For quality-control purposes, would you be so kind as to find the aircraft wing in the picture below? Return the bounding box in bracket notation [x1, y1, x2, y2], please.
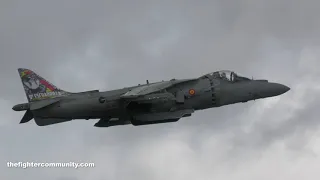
[120, 79, 196, 99]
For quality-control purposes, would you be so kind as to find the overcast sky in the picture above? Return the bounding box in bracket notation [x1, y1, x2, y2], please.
[1, 0, 320, 180]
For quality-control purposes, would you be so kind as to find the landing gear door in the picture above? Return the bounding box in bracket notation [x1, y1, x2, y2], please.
[176, 90, 184, 103]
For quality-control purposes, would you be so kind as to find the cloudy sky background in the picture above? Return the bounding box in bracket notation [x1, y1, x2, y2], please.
[1, 0, 320, 179]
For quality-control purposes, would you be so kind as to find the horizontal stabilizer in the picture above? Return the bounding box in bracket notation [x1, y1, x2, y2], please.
[34, 117, 72, 126]
[20, 110, 33, 124]
[30, 98, 60, 110]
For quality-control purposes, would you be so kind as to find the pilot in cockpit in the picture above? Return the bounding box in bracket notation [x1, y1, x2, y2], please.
[220, 72, 228, 81]
[202, 71, 250, 82]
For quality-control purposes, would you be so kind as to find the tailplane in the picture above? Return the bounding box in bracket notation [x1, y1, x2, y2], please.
[18, 68, 69, 102]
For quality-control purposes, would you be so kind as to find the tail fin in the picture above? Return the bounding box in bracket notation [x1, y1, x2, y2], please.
[18, 68, 69, 102]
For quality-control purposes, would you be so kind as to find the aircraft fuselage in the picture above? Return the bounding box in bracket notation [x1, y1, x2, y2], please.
[12, 69, 290, 127]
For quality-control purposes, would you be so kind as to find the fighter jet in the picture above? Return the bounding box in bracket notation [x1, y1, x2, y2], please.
[12, 68, 290, 127]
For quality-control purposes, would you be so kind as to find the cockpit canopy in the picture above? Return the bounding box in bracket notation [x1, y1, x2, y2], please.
[200, 70, 251, 82]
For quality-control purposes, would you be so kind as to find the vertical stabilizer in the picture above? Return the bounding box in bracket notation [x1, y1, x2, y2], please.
[18, 68, 69, 102]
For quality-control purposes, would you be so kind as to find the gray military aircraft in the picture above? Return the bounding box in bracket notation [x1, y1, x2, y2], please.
[12, 68, 290, 127]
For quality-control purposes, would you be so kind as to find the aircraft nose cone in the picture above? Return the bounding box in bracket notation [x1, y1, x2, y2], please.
[265, 83, 290, 97]
[274, 83, 290, 95]
[281, 84, 290, 94]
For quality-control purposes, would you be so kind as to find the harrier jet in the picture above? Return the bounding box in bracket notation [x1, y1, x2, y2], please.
[12, 68, 290, 127]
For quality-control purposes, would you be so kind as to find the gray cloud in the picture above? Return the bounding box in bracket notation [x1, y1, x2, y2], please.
[1, 0, 320, 179]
